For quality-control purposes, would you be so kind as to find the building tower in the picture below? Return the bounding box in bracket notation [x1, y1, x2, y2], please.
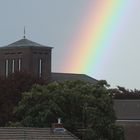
[0, 37, 52, 81]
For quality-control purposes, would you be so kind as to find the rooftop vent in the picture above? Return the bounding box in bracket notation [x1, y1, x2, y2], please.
[52, 118, 65, 133]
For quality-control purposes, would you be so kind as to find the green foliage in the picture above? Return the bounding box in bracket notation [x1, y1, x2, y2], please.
[109, 86, 140, 99]
[6, 121, 23, 127]
[0, 72, 46, 126]
[13, 80, 124, 140]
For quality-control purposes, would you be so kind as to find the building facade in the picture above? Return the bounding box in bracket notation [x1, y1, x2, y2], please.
[114, 99, 140, 140]
[0, 37, 52, 81]
[0, 36, 98, 84]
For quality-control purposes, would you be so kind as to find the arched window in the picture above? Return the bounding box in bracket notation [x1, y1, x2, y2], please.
[18, 59, 21, 71]
[5, 59, 9, 77]
[39, 59, 42, 78]
[12, 59, 15, 73]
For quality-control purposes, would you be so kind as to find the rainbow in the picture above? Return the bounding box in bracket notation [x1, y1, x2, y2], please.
[62, 0, 132, 78]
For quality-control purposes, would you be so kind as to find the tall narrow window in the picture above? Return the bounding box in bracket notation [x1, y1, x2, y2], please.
[5, 59, 9, 77]
[12, 59, 15, 73]
[39, 59, 42, 78]
[18, 59, 21, 71]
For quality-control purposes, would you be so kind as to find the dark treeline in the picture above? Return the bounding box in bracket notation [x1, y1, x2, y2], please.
[109, 86, 140, 99]
[0, 72, 139, 127]
[0, 71, 46, 126]
[0, 72, 139, 139]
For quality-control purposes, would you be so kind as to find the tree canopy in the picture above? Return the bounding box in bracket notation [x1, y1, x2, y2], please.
[0, 71, 45, 126]
[109, 86, 140, 99]
[13, 80, 124, 140]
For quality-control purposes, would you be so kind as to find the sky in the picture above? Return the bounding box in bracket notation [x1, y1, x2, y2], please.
[0, 0, 140, 89]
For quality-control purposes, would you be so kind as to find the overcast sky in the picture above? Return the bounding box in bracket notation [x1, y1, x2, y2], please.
[0, 0, 140, 89]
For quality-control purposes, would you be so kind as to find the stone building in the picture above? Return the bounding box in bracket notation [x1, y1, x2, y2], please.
[0, 36, 97, 84]
[0, 37, 52, 81]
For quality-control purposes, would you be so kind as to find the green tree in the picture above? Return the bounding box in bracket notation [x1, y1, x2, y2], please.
[109, 86, 140, 99]
[0, 71, 45, 126]
[14, 80, 124, 140]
